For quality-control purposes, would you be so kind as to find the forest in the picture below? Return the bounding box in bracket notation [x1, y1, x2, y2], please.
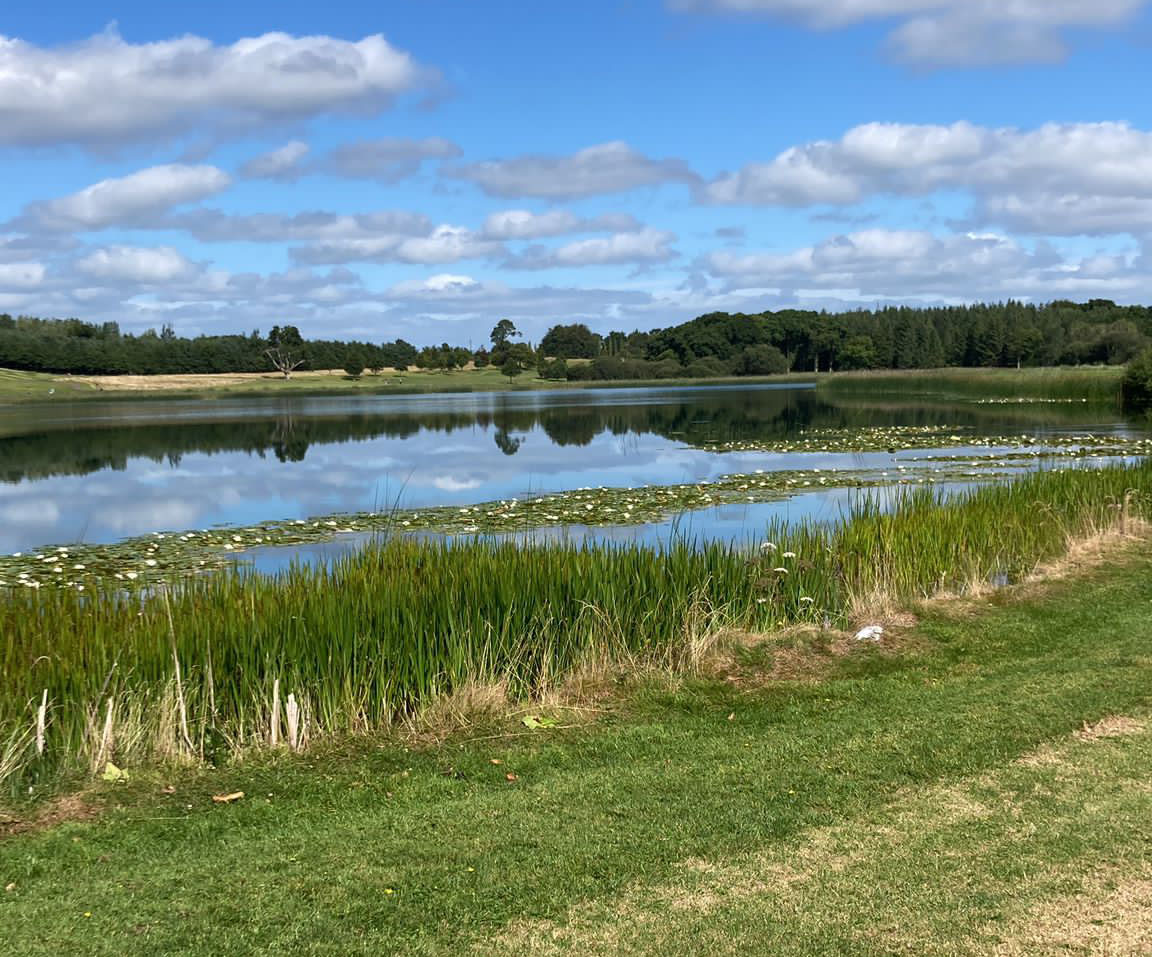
[0, 299, 1149, 381]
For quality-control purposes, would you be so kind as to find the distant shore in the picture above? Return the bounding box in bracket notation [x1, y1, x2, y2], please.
[0, 363, 1126, 406]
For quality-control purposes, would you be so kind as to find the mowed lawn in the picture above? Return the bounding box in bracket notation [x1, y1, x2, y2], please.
[2, 544, 1152, 955]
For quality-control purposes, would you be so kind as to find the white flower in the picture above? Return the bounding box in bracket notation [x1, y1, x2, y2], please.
[760, 542, 777, 552]
[144, 559, 158, 567]
[126, 571, 139, 580]
[799, 597, 814, 604]
[773, 567, 789, 574]
[782, 551, 796, 559]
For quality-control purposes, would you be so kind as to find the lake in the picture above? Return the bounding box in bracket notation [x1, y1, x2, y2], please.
[0, 383, 1146, 564]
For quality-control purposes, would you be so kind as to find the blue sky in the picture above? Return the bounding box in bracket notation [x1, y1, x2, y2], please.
[1, 0, 1151, 345]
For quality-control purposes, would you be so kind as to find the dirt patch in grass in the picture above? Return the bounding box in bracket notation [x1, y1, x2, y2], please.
[0, 792, 100, 839]
[1075, 715, 1147, 742]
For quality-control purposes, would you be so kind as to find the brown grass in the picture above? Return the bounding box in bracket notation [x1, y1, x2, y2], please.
[1075, 715, 1147, 742]
[994, 870, 1152, 956]
[0, 792, 99, 839]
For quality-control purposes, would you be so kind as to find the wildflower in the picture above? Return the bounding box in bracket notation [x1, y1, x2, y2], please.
[760, 542, 777, 552]
[782, 551, 796, 559]
[799, 597, 814, 604]
[773, 567, 789, 574]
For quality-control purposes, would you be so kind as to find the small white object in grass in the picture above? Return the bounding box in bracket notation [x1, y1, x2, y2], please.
[854, 625, 885, 642]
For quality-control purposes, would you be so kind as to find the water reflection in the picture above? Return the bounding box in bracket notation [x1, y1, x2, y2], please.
[0, 384, 1141, 555]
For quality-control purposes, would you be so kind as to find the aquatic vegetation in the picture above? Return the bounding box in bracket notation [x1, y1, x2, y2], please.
[1, 458, 1149, 787]
[0, 462, 1027, 591]
[1, 421, 1147, 593]
[699, 425, 1152, 456]
[818, 367, 1125, 404]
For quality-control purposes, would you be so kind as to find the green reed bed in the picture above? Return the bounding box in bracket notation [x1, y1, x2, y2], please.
[2, 459, 1150, 789]
[819, 366, 1125, 404]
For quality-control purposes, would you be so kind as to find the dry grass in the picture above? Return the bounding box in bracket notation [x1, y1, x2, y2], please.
[0, 792, 99, 839]
[478, 717, 1152, 957]
[1075, 715, 1147, 742]
[994, 870, 1152, 956]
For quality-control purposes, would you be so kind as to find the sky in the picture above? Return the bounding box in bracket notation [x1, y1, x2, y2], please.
[1, 0, 1151, 346]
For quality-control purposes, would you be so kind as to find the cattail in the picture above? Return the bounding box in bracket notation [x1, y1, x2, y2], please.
[35, 690, 48, 756]
[96, 698, 114, 771]
[271, 679, 281, 748]
[286, 693, 300, 752]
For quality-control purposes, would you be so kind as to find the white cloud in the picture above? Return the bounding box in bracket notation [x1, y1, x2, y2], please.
[445, 141, 699, 199]
[168, 209, 432, 243]
[19, 164, 231, 231]
[291, 225, 503, 265]
[705, 121, 1152, 235]
[239, 141, 310, 181]
[504, 228, 679, 269]
[0, 29, 430, 147]
[704, 227, 1152, 300]
[76, 246, 198, 283]
[481, 209, 641, 239]
[390, 274, 481, 296]
[672, 1, 1148, 64]
[323, 137, 461, 181]
[0, 261, 45, 288]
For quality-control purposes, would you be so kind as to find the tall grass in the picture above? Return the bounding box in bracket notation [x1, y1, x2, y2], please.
[820, 366, 1125, 404]
[2, 459, 1150, 787]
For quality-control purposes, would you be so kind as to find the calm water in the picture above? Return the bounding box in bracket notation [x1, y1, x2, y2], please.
[0, 384, 1142, 556]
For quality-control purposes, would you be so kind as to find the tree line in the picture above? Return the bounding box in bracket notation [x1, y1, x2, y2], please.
[1, 299, 1149, 381]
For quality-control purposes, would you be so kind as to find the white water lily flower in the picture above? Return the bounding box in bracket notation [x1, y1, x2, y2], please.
[126, 571, 139, 580]
[144, 559, 158, 567]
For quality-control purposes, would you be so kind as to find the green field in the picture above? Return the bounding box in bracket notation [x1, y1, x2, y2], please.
[2, 536, 1150, 955]
[0, 363, 1129, 405]
[0, 365, 816, 404]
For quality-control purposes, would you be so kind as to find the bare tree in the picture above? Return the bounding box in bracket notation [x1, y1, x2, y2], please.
[265, 347, 306, 379]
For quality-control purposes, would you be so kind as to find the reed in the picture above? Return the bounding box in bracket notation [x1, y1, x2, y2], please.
[820, 366, 1125, 404]
[2, 459, 1150, 788]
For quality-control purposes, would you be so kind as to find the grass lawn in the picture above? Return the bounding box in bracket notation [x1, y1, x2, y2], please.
[2, 540, 1152, 954]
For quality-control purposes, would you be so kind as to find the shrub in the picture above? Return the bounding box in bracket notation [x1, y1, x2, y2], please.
[1121, 348, 1152, 413]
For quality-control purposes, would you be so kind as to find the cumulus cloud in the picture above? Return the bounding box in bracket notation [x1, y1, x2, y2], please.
[704, 121, 1152, 235]
[322, 137, 461, 182]
[480, 209, 641, 239]
[389, 274, 481, 296]
[17, 164, 231, 231]
[290, 225, 504, 265]
[504, 228, 679, 269]
[444, 141, 700, 199]
[704, 227, 1152, 300]
[672, 1, 1148, 65]
[75, 245, 199, 283]
[239, 141, 310, 181]
[0, 261, 45, 288]
[0, 29, 431, 147]
[167, 208, 432, 243]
